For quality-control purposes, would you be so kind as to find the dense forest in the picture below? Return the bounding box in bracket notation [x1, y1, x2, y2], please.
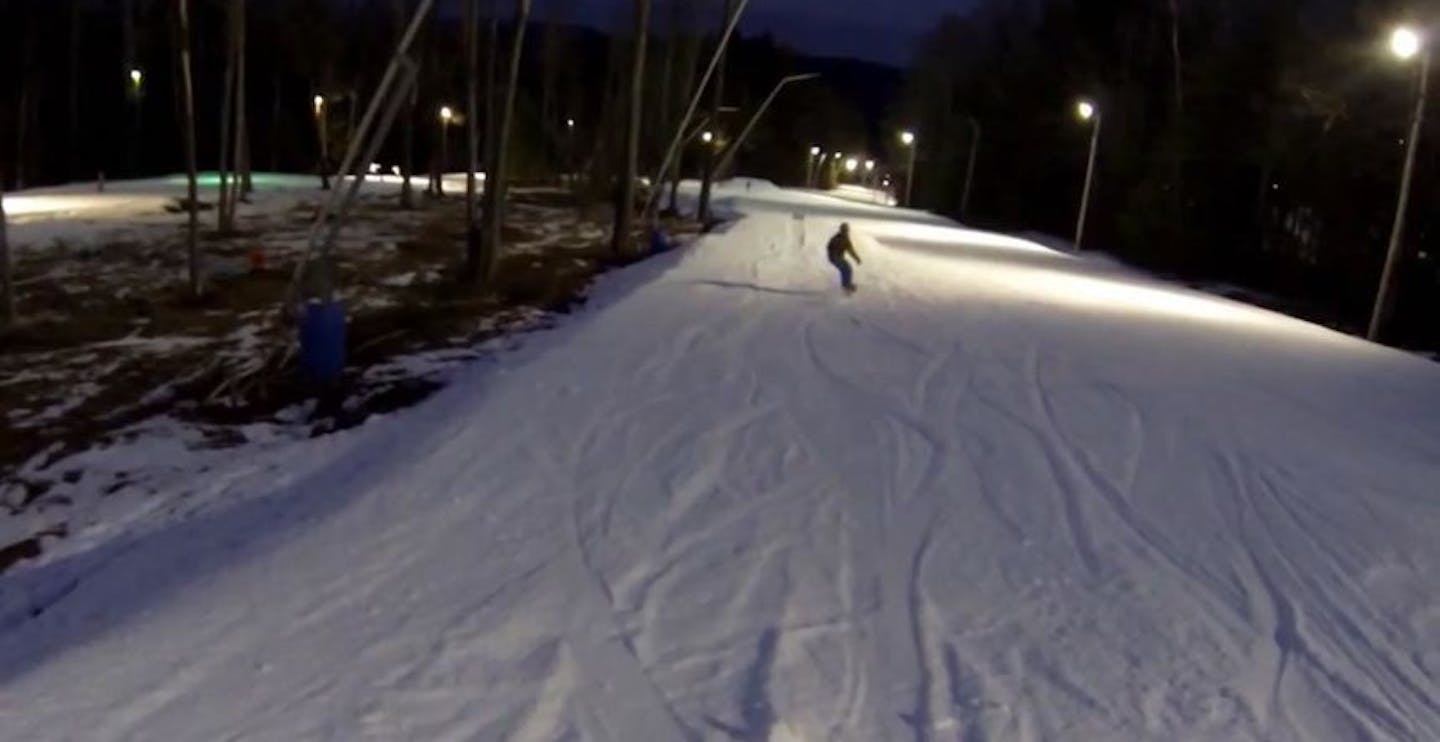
[0, 0, 885, 197]
[898, 0, 1438, 349]
[1, 0, 1435, 349]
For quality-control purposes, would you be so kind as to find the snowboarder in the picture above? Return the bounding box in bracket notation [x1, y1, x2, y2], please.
[826, 223, 862, 293]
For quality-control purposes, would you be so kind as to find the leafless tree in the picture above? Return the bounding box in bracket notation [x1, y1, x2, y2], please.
[612, 0, 651, 256]
[175, 0, 202, 298]
[696, 0, 734, 223]
[464, 0, 481, 278]
[475, 0, 532, 285]
[0, 172, 12, 326]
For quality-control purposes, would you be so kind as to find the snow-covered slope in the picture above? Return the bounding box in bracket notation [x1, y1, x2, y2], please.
[3, 182, 1439, 740]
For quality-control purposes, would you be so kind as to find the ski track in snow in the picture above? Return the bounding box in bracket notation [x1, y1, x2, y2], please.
[2, 181, 1440, 740]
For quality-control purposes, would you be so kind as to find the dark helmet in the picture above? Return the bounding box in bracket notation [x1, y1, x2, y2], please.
[839, 222, 850, 234]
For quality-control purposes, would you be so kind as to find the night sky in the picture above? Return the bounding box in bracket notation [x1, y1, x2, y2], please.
[544, 0, 982, 66]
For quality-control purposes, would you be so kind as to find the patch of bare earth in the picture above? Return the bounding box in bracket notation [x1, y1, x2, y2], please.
[0, 186, 694, 572]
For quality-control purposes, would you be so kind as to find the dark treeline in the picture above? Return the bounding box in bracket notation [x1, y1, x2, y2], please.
[0, 0, 884, 203]
[901, 0, 1438, 349]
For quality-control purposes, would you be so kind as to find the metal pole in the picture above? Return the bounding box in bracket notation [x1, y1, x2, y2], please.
[439, 119, 449, 195]
[961, 117, 981, 221]
[1368, 51, 1430, 341]
[714, 73, 819, 177]
[643, 0, 751, 218]
[904, 145, 917, 207]
[0, 174, 12, 325]
[1075, 113, 1101, 250]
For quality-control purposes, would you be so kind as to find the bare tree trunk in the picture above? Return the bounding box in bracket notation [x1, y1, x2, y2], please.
[464, 0, 481, 280]
[393, 0, 418, 208]
[696, 0, 733, 224]
[1, 174, 12, 326]
[483, 0, 500, 173]
[235, 0, 252, 204]
[477, 0, 533, 285]
[236, 0, 252, 201]
[69, 3, 83, 182]
[270, 70, 282, 172]
[177, 0, 203, 298]
[613, 0, 651, 257]
[15, 25, 37, 191]
[217, 0, 239, 233]
[1168, 0, 1184, 117]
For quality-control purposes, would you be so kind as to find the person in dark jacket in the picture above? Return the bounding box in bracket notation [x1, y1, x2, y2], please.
[826, 223, 862, 293]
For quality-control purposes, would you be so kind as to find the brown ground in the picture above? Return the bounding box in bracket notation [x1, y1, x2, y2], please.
[0, 187, 694, 537]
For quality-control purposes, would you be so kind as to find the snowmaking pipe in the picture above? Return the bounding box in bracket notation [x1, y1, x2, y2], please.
[644, 0, 751, 219]
[714, 73, 820, 178]
[289, 0, 436, 302]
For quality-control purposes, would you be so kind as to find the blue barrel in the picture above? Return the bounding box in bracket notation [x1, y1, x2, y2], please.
[299, 299, 347, 383]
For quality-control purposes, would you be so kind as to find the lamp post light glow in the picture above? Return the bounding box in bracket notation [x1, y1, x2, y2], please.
[1074, 99, 1102, 250]
[129, 68, 144, 90]
[899, 130, 917, 207]
[701, 130, 714, 145]
[1369, 25, 1431, 340]
[439, 106, 455, 124]
[805, 145, 822, 187]
[313, 94, 330, 190]
[567, 118, 576, 129]
[1392, 27, 1422, 60]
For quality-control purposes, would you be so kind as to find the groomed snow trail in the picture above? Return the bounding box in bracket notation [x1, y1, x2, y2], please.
[3, 182, 1440, 741]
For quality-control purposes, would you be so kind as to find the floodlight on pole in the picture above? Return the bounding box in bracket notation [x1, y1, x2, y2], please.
[1369, 26, 1431, 340]
[567, 118, 575, 129]
[1392, 26, 1422, 60]
[439, 106, 455, 124]
[701, 130, 714, 144]
[1074, 99, 1102, 250]
[313, 95, 325, 114]
[899, 130, 917, 207]
[129, 68, 144, 89]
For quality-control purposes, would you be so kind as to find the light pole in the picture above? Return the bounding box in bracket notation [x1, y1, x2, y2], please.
[714, 73, 822, 177]
[438, 105, 455, 196]
[961, 116, 981, 221]
[1074, 99, 1101, 250]
[313, 94, 330, 190]
[806, 145, 821, 187]
[899, 130, 917, 207]
[565, 117, 576, 181]
[127, 68, 145, 176]
[1369, 26, 1431, 341]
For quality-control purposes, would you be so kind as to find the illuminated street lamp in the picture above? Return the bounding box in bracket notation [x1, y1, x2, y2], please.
[1369, 25, 1431, 340]
[1074, 99, 1101, 250]
[899, 130, 917, 207]
[126, 68, 146, 176]
[844, 157, 859, 174]
[313, 94, 331, 190]
[437, 106, 456, 195]
[806, 145, 822, 187]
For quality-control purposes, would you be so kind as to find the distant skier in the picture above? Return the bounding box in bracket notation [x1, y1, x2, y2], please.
[826, 223, 862, 293]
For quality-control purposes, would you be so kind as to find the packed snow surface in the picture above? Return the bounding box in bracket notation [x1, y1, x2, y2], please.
[2, 181, 1439, 741]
